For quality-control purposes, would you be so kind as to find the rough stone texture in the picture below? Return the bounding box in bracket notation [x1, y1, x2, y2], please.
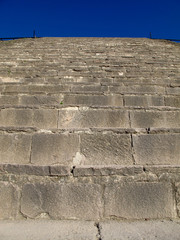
[0, 182, 19, 219]
[63, 94, 123, 106]
[49, 165, 71, 176]
[165, 96, 180, 108]
[80, 133, 133, 165]
[130, 111, 180, 128]
[100, 221, 180, 240]
[58, 109, 129, 129]
[133, 134, 180, 165]
[31, 133, 79, 165]
[104, 182, 176, 219]
[21, 183, 103, 220]
[176, 182, 180, 217]
[19, 94, 63, 106]
[0, 109, 58, 129]
[73, 165, 143, 177]
[0, 220, 98, 240]
[124, 95, 164, 107]
[0, 134, 31, 164]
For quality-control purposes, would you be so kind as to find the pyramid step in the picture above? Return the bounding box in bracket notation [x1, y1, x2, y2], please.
[0, 164, 179, 220]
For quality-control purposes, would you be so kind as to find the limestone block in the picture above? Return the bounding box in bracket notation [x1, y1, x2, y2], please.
[58, 109, 129, 129]
[166, 87, 180, 95]
[165, 96, 180, 108]
[0, 95, 19, 105]
[21, 183, 103, 220]
[80, 133, 133, 165]
[31, 133, 79, 165]
[71, 84, 108, 92]
[19, 94, 63, 106]
[63, 94, 123, 106]
[49, 165, 71, 176]
[133, 134, 180, 164]
[0, 109, 33, 127]
[104, 182, 175, 219]
[124, 95, 164, 107]
[100, 221, 180, 240]
[130, 111, 180, 128]
[0, 134, 31, 164]
[109, 85, 165, 94]
[73, 166, 143, 177]
[0, 182, 19, 219]
[0, 109, 58, 129]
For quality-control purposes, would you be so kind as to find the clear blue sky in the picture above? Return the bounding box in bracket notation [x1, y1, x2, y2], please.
[0, 0, 180, 39]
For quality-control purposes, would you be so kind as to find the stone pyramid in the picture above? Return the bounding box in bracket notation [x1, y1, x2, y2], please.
[0, 37, 180, 222]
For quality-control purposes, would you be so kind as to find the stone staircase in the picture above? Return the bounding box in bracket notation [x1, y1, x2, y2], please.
[0, 38, 180, 222]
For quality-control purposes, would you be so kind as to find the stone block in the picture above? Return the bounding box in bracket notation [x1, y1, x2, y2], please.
[133, 134, 180, 164]
[31, 133, 79, 165]
[80, 133, 133, 165]
[104, 182, 175, 219]
[109, 85, 165, 94]
[73, 166, 143, 177]
[49, 165, 71, 176]
[165, 96, 180, 108]
[2, 164, 49, 176]
[0, 95, 19, 105]
[58, 109, 129, 129]
[0, 109, 58, 129]
[130, 111, 180, 128]
[166, 87, 180, 95]
[0, 109, 33, 127]
[0, 182, 19, 219]
[21, 183, 103, 220]
[100, 221, 180, 240]
[0, 134, 31, 164]
[19, 94, 63, 106]
[0, 220, 98, 240]
[124, 95, 164, 107]
[63, 94, 123, 106]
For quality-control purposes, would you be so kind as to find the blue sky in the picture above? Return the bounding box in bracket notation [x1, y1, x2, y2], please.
[0, 0, 180, 39]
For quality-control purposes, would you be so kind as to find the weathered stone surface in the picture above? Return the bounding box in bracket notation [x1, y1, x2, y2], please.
[0, 109, 58, 129]
[0, 182, 19, 219]
[130, 111, 180, 128]
[31, 133, 79, 165]
[0, 220, 98, 240]
[0, 134, 31, 164]
[2, 164, 49, 176]
[100, 221, 180, 240]
[73, 165, 143, 176]
[19, 94, 63, 106]
[124, 95, 164, 107]
[104, 182, 175, 219]
[21, 183, 103, 220]
[63, 94, 123, 106]
[0, 95, 19, 105]
[49, 165, 70, 176]
[165, 96, 180, 107]
[133, 134, 180, 164]
[109, 85, 165, 94]
[80, 133, 133, 165]
[58, 109, 129, 129]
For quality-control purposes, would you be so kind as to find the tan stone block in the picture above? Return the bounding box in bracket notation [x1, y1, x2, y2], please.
[0, 182, 19, 219]
[0, 134, 31, 164]
[133, 134, 180, 165]
[104, 182, 176, 219]
[130, 111, 180, 128]
[125, 95, 164, 107]
[21, 183, 103, 220]
[58, 109, 129, 129]
[31, 133, 79, 165]
[80, 133, 133, 165]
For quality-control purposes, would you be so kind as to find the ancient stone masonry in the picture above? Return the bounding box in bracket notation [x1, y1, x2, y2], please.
[0, 38, 180, 220]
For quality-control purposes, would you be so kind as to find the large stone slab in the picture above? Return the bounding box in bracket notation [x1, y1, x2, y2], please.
[0, 182, 19, 219]
[21, 183, 103, 220]
[0, 134, 31, 164]
[133, 134, 180, 164]
[100, 221, 180, 240]
[0, 109, 58, 129]
[104, 182, 175, 219]
[124, 95, 164, 107]
[80, 133, 133, 165]
[0, 220, 98, 240]
[58, 109, 129, 129]
[31, 133, 79, 165]
[130, 111, 180, 128]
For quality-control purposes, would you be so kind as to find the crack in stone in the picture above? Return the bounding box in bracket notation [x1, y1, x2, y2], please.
[95, 222, 102, 240]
